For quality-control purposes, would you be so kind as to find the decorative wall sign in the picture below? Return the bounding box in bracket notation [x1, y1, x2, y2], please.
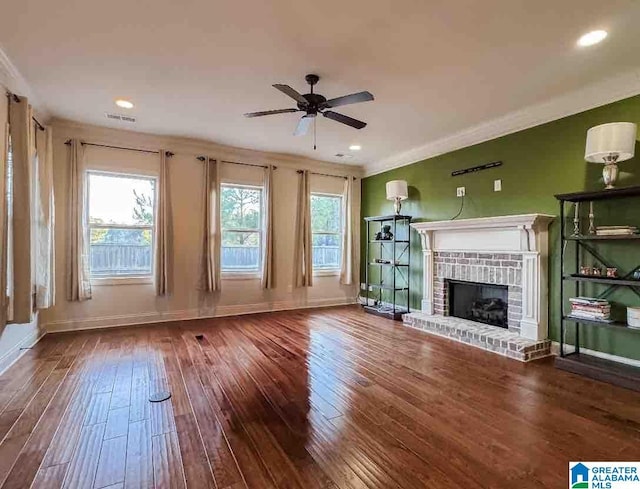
[451, 161, 502, 177]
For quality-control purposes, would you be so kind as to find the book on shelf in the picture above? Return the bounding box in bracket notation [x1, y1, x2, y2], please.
[571, 305, 611, 314]
[567, 314, 614, 323]
[596, 225, 638, 229]
[570, 309, 610, 318]
[569, 297, 609, 306]
[569, 297, 612, 321]
[595, 225, 639, 236]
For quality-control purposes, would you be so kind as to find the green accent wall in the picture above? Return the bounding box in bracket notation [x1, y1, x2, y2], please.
[361, 95, 640, 360]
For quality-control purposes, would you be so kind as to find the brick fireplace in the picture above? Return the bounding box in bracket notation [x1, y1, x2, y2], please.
[403, 214, 554, 362]
[433, 252, 523, 331]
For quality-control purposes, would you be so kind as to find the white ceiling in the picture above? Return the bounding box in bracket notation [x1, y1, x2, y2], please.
[2, 0, 640, 171]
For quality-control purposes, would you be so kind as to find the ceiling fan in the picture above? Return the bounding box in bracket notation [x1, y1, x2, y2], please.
[244, 74, 374, 139]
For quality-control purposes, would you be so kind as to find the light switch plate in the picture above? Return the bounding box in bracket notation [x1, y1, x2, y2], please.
[494, 179, 502, 192]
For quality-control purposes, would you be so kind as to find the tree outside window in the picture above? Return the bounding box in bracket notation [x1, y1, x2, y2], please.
[221, 184, 263, 272]
[87, 172, 156, 278]
[311, 194, 342, 270]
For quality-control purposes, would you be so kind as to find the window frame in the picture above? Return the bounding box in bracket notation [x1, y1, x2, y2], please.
[310, 192, 343, 275]
[86, 170, 158, 285]
[220, 183, 264, 278]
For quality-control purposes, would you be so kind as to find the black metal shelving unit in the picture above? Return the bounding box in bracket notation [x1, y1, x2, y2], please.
[555, 186, 640, 392]
[363, 215, 411, 320]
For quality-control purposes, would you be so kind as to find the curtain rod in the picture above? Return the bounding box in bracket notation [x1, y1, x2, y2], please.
[196, 156, 276, 170]
[297, 169, 356, 180]
[64, 140, 174, 157]
[32, 118, 45, 132]
[6, 92, 46, 131]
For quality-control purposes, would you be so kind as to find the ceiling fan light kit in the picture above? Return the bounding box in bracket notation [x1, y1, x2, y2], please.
[244, 74, 374, 148]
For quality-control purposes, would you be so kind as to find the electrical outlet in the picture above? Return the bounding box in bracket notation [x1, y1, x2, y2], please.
[456, 186, 466, 197]
[494, 179, 502, 192]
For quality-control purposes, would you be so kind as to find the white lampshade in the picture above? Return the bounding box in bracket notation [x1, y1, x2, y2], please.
[585, 122, 637, 163]
[386, 180, 408, 201]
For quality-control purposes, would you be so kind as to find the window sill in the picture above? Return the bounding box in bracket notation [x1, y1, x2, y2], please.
[91, 276, 154, 286]
[314, 269, 341, 277]
[221, 272, 261, 281]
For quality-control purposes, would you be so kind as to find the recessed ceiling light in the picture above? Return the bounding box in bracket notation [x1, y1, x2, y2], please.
[349, 144, 361, 151]
[577, 30, 608, 47]
[115, 99, 134, 109]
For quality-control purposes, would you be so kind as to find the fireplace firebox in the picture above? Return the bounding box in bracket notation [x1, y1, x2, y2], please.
[448, 280, 508, 328]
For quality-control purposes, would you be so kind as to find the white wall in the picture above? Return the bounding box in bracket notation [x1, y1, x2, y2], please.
[0, 83, 43, 373]
[42, 119, 362, 332]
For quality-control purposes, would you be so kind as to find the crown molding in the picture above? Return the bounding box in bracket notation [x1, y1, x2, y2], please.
[51, 117, 365, 177]
[0, 44, 50, 120]
[365, 68, 640, 177]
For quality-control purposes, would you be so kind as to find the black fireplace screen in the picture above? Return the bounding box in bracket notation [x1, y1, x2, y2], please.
[448, 280, 508, 328]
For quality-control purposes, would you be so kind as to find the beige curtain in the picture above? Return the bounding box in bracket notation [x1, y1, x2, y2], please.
[67, 139, 91, 301]
[202, 157, 221, 292]
[156, 150, 171, 295]
[8, 96, 33, 323]
[261, 165, 275, 289]
[0, 120, 8, 326]
[294, 170, 312, 287]
[34, 127, 55, 309]
[340, 177, 356, 285]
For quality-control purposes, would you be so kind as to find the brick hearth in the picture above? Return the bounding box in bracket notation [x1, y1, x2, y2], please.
[403, 313, 551, 362]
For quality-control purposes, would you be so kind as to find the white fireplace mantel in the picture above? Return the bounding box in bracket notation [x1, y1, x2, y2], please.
[411, 214, 555, 254]
[411, 214, 554, 340]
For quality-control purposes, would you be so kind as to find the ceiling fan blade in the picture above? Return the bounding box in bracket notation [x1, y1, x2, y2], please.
[244, 108, 299, 118]
[273, 84, 309, 106]
[322, 111, 367, 129]
[325, 91, 374, 108]
[294, 114, 315, 136]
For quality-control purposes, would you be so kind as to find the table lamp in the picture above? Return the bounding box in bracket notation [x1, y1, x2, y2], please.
[585, 122, 637, 189]
[386, 180, 408, 215]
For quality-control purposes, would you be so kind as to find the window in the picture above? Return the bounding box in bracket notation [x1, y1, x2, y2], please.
[311, 193, 342, 271]
[221, 184, 263, 273]
[87, 172, 156, 279]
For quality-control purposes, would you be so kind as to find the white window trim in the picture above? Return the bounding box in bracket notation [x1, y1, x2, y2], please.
[311, 192, 343, 275]
[221, 272, 261, 280]
[92, 276, 154, 286]
[220, 183, 264, 276]
[86, 170, 158, 283]
[314, 269, 341, 277]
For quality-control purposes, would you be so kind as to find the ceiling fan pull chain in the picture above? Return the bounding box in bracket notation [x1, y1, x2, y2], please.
[314, 117, 317, 150]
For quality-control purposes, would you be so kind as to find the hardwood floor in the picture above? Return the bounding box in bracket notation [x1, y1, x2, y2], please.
[0, 305, 638, 488]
